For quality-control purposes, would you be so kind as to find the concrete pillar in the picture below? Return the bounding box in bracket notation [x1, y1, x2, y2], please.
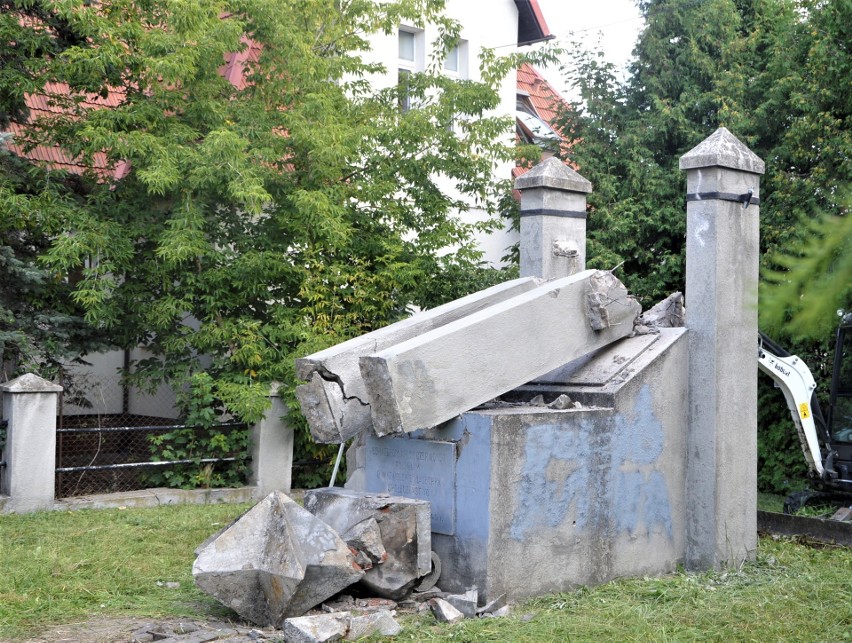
[249, 382, 294, 497]
[515, 157, 592, 280]
[680, 128, 764, 569]
[0, 373, 63, 513]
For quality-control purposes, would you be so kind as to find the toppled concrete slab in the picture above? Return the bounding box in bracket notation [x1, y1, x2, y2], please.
[360, 270, 641, 435]
[476, 593, 507, 617]
[281, 612, 350, 643]
[296, 277, 541, 443]
[304, 488, 431, 600]
[193, 492, 363, 625]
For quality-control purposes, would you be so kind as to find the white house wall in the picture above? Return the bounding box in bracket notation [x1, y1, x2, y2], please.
[362, 0, 523, 266]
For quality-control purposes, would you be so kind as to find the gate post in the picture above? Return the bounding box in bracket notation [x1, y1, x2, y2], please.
[1, 373, 62, 513]
[249, 382, 294, 497]
[680, 128, 764, 569]
[516, 156, 592, 280]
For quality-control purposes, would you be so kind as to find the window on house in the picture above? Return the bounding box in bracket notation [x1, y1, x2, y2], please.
[398, 29, 422, 113]
[399, 30, 416, 63]
[444, 45, 459, 72]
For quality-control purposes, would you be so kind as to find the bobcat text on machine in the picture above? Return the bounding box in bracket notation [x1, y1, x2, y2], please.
[758, 313, 852, 511]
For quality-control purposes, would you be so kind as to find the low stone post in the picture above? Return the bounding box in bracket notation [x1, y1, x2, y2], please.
[0, 373, 62, 513]
[249, 382, 294, 497]
[515, 156, 592, 280]
[680, 128, 764, 569]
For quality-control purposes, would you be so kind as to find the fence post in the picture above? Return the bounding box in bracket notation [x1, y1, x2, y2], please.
[516, 156, 592, 280]
[1, 373, 63, 513]
[249, 382, 294, 498]
[680, 128, 764, 570]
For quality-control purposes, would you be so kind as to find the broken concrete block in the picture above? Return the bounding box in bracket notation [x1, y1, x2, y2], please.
[445, 589, 478, 619]
[585, 270, 638, 330]
[295, 277, 542, 443]
[193, 492, 363, 625]
[360, 270, 641, 435]
[430, 598, 465, 624]
[344, 516, 387, 568]
[345, 610, 402, 640]
[281, 612, 350, 643]
[636, 292, 685, 332]
[304, 488, 431, 600]
[483, 605, 511, 618]
[476, 594, 507, 616]
[547, 394, 573, 410]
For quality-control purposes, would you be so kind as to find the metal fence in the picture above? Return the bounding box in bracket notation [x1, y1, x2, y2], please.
[50, 363, 256, 497]
[55, 416, 249, 498]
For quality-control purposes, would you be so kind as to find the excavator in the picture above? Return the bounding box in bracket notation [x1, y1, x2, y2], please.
[758, 313, 852, 514]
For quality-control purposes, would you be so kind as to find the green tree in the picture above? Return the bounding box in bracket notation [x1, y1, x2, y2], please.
[2, 0, 548, 484]
[554, 0, 744, 305]
[555, 0, 850, 492]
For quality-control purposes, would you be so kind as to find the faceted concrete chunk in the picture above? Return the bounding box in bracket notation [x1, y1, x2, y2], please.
[636, 292, 685, 333]
[360, 270, 641, 435]
[295, 277, 541, 443]
[193, 492, 363, 625]
[345, 610, 402, 640]
[476, 594, 507, 616]
[344, 517, 387, 567]
[281, 612, 350, 643]
[445, 589, 478, 618]
[304, 488, 431, 600]
[430, 598, 465, 624]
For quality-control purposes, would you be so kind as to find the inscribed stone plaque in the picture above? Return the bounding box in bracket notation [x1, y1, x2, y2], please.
[365, 436, 456, 535]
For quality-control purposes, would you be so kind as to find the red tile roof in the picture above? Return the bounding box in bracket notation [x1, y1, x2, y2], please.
[514, 63, 573, 185]
[6, 82, 130, 180]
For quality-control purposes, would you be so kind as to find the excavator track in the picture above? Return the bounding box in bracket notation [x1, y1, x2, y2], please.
[757, 510, 852, 547]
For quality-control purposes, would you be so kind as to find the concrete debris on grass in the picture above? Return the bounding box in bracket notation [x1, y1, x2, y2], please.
[193, 492, 364, 626]
[445, 589, 478, 618]
[429, 598, 465, 624]
[281, 610, 402, 643]
[304, 488, 431, 600]
[281, 612, 351, 643]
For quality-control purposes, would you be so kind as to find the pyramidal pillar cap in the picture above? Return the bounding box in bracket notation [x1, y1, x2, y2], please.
[679, 128, 765, 175]
[515, 157, 593, 193]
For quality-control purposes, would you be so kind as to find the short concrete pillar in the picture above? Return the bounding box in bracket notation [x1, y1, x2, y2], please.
[249, 382, 294, 497]
[680, 128, 764, 570]
[515, 157, 592, 280]
[1, 373, 62, 513]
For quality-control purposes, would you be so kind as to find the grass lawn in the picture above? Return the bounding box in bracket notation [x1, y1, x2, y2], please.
[1, 501, 850, 641]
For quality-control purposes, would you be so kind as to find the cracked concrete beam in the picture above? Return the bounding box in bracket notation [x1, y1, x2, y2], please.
[360, 270, 641, 435]
[295, 277, 542, 443]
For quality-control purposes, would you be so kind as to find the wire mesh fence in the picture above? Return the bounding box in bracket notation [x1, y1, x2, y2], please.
[55, 419, 250, 498]
[55, 364, 249, 498]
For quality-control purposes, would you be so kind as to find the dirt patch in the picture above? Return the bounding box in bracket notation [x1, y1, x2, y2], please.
[5, 616, 279, 643]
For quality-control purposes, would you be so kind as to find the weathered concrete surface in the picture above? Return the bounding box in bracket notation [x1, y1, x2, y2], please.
[360, 269, 641, 435]
[193, 492, 363, 625]
[445, 589, 478, 618]
[430, 598, 465, 624]
[516, 157, 593, 279]
[249, 382, 293, 497]
[295, 277, 541, 443]
[681, 128, 762, 570]
[281, 612, 350, 643]
[635, 292, 685, 334]
[304, 488, 431, 600]
[0, 374, 62, 513]
[346, 610, 402, 639]
[361, 329, 687, 603]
